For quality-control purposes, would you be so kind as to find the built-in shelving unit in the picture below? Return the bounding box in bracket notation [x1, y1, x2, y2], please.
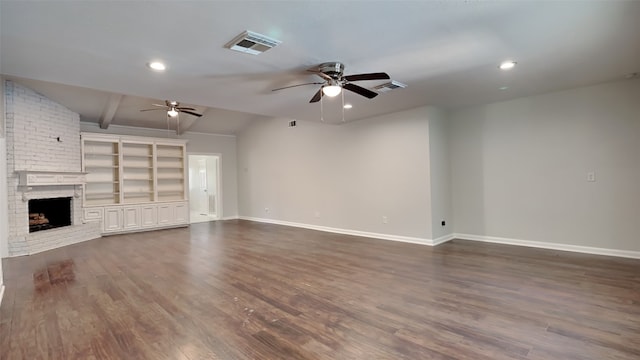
[156, 144, 186, 202]
[82, 138, 120, 206]
[81, 133, 188, 234]
[122, 142, 154, 204]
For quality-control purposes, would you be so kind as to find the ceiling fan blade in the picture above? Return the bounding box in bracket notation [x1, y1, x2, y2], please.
[140, 108, 164, 112]
[272, 82, 324, 91]
[176, 107, 196, 111]
[309, 88, 323, 103]
[179, 110, 203, 117]
[152, 103, 166, 107]
[343, 72, 390, 82]
[343, 83, 378, 99]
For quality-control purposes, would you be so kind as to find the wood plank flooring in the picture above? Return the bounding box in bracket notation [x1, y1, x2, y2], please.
[1, 220, 639, 359]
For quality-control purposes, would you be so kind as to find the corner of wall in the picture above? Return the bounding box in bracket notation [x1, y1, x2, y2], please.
[427, 107, 453, 240]
[1, 77, 7, 291]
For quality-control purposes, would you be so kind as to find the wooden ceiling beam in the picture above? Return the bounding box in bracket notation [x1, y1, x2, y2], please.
[99, 94, 123, 129]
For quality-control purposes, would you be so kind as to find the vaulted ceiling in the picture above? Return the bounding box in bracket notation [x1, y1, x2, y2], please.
[2, 1, 639, 135]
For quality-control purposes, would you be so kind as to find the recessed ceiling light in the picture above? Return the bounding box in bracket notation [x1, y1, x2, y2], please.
[499, 86, 509, 90]
[147, 61, 166, 71]
[499, 60, 517, 70]
[343, 104, 353, 109]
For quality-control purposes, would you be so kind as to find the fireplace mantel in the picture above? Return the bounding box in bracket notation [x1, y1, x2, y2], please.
[17, 170, 87, 186]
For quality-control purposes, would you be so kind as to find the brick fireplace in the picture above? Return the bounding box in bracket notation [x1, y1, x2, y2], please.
[4, 81, 101, 256]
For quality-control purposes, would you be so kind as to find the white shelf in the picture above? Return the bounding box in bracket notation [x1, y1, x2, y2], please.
[85, 193, 120, 201]
[85, 153, 118, 157]
[82, 133, 187, 211]
[157, 174, 184, 180]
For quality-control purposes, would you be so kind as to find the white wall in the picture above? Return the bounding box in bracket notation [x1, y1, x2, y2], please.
[428, 109, 453, 240]
[237, 106, 438, 240]
[1, 78, 6, 298]
[0, 138, 7, 259]
[451, 78, 640, 251]
[80, 123, 238, 218]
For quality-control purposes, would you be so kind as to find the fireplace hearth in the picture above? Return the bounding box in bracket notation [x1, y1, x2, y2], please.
[28, 197, 72, 233]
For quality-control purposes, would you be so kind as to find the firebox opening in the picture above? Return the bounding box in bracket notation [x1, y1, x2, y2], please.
[28, 197, 72, 233]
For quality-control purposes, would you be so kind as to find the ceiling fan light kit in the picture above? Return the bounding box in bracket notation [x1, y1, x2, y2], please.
[140, 100, 203, 118]
[322, 85, 342, 97]
[272, 62, 392, 104]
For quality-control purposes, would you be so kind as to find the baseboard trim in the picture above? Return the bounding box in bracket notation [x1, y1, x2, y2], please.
[454, 233, 640, 259]
[432, 234, 455, 246]
[0, 284, 5, 307]
[239, 216, 440, 246]
[221, 216, 239, 221]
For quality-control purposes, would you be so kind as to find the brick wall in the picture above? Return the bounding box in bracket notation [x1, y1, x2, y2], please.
[5, 81, 100, 256]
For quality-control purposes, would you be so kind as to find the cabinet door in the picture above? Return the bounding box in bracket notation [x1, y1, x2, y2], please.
[83, 208, 103, 223]
[122, 206, 141, 230]
[140, 205, 158, 227]
[103, 208, 123, 232]
[157, 204, 173, 225]
[173, 203, 188, 224]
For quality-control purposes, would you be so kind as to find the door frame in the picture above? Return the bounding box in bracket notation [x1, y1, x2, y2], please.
[187, 153, 222, 221]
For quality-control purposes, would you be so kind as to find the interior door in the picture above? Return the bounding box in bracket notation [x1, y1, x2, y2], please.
[193, 158, 209, 215]
[188, 154, 221, 223]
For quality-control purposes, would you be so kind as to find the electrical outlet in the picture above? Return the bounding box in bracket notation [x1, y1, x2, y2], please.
[441, 220, 446, 226]
[382, 216, 388, 224]
[265, 207, 269, 213]
[587, 171, 596, 182]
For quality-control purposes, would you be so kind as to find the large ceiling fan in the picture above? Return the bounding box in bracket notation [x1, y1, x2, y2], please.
[273, 62, 390, 103]
[140, 100, 203, 117]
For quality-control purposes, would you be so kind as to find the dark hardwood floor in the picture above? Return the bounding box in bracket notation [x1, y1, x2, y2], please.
[1, 220, 639, 359]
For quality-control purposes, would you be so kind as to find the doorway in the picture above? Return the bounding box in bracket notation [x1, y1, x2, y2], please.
[188, 154, 221, 223]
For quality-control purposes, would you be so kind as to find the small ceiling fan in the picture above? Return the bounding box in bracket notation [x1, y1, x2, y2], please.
[140, 100, 203, 117]
[272, 62, 390, 103]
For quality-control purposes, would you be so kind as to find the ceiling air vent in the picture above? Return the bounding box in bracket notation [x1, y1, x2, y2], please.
[226, 31, 282, 55]
[372, 80, 407, 94]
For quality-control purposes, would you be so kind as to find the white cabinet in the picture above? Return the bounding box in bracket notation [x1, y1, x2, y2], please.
[122, 206, 141, 230]
[140, 205, 157, 228]
[81, 133, 189, 235]
[103, 207, 123, 233]
[83, 208, 103, 223]
[157, 203, 188, 226]
[174, 203, 188, 224]
[157, 204, 172, 225]
[99, 202, 188, 235]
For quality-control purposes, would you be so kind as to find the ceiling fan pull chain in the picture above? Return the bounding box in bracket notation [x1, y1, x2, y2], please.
[167, 113, 171, 137]
[320, 88, 324, 122]
[341, 89, 345, 122]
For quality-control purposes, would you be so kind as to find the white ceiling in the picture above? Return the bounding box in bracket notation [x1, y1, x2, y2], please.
[1, 1, 639, 135]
